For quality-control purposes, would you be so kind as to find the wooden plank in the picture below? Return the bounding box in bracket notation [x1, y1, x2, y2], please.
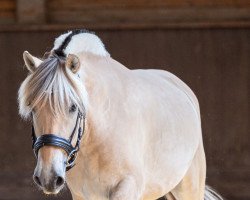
[0, 0, 15, 10]
[0, 12, 15, 24]
[0, 11, 15, 17]
[17, 0, 46, 23]
[47, 7, 250, 25]
[48, 0, 250, 9]
[0, 20, 250, 33]
[48, 0, 197, 9]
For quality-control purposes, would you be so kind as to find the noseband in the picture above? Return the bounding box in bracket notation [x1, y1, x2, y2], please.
[31, 111, 85, 171]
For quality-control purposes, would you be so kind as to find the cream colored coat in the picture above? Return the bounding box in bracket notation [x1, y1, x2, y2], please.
[66, 53, 205, 200]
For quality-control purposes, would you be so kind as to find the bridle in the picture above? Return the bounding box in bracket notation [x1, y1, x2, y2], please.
[31, 110, 85, 171]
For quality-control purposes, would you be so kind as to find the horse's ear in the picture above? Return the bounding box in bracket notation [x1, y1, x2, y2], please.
[65, 54, 80, 74]
[23, 51, 42, 73]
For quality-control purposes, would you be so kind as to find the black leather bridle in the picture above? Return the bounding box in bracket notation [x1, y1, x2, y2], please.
[31, 111, 85, 171]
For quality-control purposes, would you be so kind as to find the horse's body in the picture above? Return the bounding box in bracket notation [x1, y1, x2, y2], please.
[66, 53, 204, 200]
[18, 30, 222, 200]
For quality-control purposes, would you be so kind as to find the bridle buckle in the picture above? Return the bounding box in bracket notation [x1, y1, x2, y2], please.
[66, 149, 78, 170]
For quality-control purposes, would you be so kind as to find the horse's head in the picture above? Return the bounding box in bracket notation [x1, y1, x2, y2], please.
[18, 51, 87, 194]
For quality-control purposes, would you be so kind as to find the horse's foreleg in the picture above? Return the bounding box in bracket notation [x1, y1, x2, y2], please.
[110, 176, 143, 200]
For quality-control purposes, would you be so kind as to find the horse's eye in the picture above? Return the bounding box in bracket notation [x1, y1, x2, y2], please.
[69, 104, 77, 113]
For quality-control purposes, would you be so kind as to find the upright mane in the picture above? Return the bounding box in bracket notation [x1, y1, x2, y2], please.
[18, 29, 108, 119]
[53, 29, 109, 57]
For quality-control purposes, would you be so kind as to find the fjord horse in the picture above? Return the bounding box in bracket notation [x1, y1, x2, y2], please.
[18, 30, 222, 200]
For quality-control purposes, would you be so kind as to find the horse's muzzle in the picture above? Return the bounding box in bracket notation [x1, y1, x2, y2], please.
[33, 171, 65, 194]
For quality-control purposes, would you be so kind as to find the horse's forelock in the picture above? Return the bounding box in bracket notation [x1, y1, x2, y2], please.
[18, 55, 87, 119]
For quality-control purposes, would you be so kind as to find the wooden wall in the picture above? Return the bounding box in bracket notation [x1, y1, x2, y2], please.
[0, 28, 249, 200]
[0, 0, 249, 200]
[0, 0, 250, 28]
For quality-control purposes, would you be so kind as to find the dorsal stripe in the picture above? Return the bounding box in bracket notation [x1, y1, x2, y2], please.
[54, 29, 90, 57]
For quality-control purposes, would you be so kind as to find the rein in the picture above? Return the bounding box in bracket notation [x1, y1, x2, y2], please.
[31, 111, 85, 171]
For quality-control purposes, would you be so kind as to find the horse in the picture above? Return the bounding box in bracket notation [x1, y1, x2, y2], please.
[18, 29, 223, 200]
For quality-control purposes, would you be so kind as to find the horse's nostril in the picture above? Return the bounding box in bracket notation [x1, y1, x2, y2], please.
[33, 175, 42, 187]
[55, 176, 64, 187]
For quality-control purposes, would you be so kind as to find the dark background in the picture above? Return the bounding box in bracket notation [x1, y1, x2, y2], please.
[0, 1, 249, 200]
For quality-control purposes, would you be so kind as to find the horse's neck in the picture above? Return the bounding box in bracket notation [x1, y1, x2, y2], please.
[79, 53, 129, 137]
[80, 53, 120, 96]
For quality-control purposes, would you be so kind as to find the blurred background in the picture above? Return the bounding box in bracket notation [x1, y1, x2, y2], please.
[0, 0, 249, 200]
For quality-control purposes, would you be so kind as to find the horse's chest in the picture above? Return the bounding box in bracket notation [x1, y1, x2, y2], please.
[67, 150, 121, 199]
[68, 170, 117, 200]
